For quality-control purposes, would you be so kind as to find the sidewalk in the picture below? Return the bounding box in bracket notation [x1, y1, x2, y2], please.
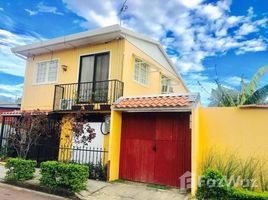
[0, 163, 188, 200]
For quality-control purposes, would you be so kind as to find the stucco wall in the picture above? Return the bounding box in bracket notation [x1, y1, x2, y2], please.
[21, 37, 188, 111]
[192, 107, 268, 192]
[22, 39, 125, 110]
[122, 40, 188, 96]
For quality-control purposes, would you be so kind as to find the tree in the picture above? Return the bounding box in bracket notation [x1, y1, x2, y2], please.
[9, 110, 59, 159]
[70, 111, 96, 145]
[210, 66, 268, 107]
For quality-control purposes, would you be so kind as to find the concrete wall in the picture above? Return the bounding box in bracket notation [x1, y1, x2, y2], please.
[22, 40, 125, 110]
[22, 38, 187, 111]
[192, 107, 268, 192]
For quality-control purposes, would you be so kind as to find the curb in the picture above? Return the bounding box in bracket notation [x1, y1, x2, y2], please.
[0, 182, 68, 199]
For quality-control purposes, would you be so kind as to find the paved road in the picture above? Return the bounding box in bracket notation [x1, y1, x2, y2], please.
[0, 183, 67, 200]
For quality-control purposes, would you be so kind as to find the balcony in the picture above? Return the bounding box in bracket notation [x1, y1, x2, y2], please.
[53, 80, 124, 111]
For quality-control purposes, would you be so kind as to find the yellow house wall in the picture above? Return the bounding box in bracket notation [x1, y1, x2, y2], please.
[193, 107, 268, 193]
[108, 110, 122, 181]
[121, 40, 188, 97]
[21, 39, 125, 111]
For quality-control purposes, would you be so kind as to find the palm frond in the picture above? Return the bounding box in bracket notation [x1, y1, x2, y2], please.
[240, 66, 268, 104]
[244, 84, 268, 105]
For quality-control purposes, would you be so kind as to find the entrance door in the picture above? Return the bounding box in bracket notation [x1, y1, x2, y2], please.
[78, 52, 109, 103]
[119, 112, 191, 187]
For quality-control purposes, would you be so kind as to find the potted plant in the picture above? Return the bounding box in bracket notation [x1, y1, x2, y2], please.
[84, 98, 94, 111]
[72, 93, 82, 111]
[100, 104, 111, 111]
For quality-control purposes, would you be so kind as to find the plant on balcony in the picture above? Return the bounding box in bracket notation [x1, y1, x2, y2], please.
[72, 92, 82, 111]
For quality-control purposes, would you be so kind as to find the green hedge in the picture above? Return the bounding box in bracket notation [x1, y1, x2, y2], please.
[229, 189, 268, 200]
[5, 158, 36, 181]
[40, 161, 89, 193]
[196, 168, 229, 200]
[196, 168, 268, 200]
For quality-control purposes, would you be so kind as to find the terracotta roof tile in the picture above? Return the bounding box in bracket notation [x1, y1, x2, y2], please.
[1, 109, 52, 116]
[113, 94, 198, 110]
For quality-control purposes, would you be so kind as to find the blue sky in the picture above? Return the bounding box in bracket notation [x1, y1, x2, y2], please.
[0, 0, 268, 105]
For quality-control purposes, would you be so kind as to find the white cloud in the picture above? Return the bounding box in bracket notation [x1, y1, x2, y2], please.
[224, 76, 243, 86]
[63, 0, 268, 75]
[0, 8, 4, 11]
[0, 29, 41, 75]
[180, 0, 203, 9]
[25, 2, 63, 16]
[25, 9, 38, 16]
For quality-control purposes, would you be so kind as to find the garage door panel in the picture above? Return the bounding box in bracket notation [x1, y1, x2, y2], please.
[120, 112, 191, 188]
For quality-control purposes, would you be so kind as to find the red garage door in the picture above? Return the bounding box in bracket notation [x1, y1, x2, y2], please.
[119, 112, 191, 187]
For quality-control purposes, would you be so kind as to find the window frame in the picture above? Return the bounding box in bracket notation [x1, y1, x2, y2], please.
[33, 59, 59, 85]
[161, 75, 173, 94]
[133, 57, 149, 86]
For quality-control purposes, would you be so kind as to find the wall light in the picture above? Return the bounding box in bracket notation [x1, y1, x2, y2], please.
[61, 65, 68, 72]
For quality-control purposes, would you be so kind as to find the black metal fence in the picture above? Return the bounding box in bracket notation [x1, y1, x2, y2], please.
[53, 79, 124, 111]
[0, 115, 109, 180]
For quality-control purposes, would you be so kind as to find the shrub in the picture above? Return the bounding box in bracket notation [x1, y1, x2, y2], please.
[40, 161, 89, 193]
[88, 162, 107, 181]
[196, 168, 229, 200]
[228, 189, 268, 200]
[5, 158, 36, 181]
[196, 169, 268, 200]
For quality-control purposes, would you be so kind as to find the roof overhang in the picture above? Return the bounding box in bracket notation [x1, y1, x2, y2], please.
[112, 93, 199, 112]
[11, 24, 189, 91]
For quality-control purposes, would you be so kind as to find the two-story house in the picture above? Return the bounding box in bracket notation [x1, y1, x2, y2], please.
[9, 25, 199, 188]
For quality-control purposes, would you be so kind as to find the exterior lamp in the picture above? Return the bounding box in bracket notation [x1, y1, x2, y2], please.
[61, 65, 68, 72]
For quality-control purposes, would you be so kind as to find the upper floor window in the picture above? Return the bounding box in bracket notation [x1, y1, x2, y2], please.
[34, 60, 58, 84]
[134, 58, 149, 85]
[161, 75, 173, 94]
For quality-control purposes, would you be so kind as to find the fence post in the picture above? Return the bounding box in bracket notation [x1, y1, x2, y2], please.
[0, 116, 5, 151]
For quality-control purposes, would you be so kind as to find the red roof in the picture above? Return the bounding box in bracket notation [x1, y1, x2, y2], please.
[113, 94, 198, 110]
[239, 104, 268, 108]
[1, 109, 51, 116]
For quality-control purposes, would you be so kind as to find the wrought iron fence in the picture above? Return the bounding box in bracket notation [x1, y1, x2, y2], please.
[53, 79, 124, 111]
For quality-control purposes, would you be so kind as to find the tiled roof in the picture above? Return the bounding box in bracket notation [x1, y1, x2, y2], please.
[239, 104, 268, 108]
[1, 109, 51, 116]
[113, 94, 198, 110]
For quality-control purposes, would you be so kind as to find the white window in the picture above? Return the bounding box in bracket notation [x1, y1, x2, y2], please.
[34, 60, 58, 84]
[161, 75, 173, 94]
[134, 58, 149, 85]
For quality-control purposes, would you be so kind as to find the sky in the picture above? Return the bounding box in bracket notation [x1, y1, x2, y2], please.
[0, 0, 268, 105]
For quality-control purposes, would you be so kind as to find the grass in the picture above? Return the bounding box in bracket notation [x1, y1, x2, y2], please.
[111, 179, 127, 183]
[146, 183, 171, 190]
[202, 149, 268, 192]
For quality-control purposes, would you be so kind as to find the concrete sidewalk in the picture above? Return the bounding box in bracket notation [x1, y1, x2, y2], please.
[0, 163, 188, 200]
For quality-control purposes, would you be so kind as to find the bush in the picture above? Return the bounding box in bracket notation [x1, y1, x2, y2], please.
[228, 189, 268, 200]
[88, 162, 107, 181]
[196, 168, 268, 200]
[5, 158, 36, 181]
[40, 161, 89, 193]
[196, 168, 229, 200]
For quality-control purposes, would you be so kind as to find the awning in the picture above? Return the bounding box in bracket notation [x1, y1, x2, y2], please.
[112, 93, 199, 112]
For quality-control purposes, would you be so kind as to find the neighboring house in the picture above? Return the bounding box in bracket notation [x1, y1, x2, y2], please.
[8, 25, 199, 189]
[0, 102, 20, 149]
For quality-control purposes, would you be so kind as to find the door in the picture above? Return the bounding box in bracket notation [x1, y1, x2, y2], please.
[119, 112, 191, 188]
[78, 52, 109, 103]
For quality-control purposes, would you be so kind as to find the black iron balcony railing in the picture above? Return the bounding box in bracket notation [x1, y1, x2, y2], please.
[53, 80, 124, 111]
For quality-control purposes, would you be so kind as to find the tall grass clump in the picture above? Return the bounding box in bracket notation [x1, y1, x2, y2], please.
[201, 149, 268, 192]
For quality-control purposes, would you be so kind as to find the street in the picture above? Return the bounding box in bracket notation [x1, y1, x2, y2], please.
[0, 183, 66, 200]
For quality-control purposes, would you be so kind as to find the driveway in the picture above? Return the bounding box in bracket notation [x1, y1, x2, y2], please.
[0, 183, 66, 200]
[79, 180, 188, 200]
[0, 164, 188, 200]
